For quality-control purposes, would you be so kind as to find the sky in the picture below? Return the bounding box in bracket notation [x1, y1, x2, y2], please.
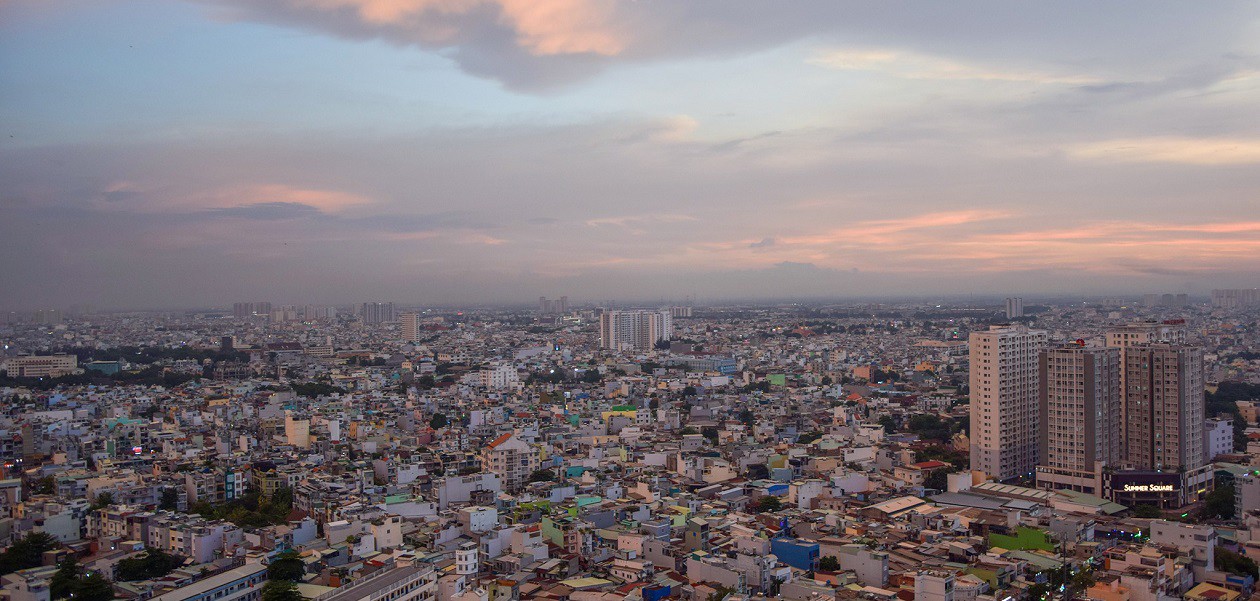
[2, 1, 1260, 309]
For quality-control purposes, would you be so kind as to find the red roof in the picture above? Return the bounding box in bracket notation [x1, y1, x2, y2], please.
[911, 460, 950, 470]
[486, 432, 514, 449]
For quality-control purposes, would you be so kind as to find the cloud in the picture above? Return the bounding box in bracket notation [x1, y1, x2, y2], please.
[209, 201, 323, 220]
[585, 214, 697, 227]
[748, 237, 776, 248]
[1068, 137, 1260, 165]
[809, 48, 1105, 85]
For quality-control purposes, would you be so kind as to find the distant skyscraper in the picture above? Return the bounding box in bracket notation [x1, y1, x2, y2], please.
[1004, 297, 1024, 319]
[1212, 288, 1260, 308]
[233, 302, 271, 319]
[539, 296, 568, 314]
[970, 324, 1047, 481]
[1123, 344, 1205, 471]
[401, 312, 420, 342]
[669, 306, 693, 318]
[360, 302, 396, 324]
[1035, 344, 1121, 495]
[599, 309, 673, 351]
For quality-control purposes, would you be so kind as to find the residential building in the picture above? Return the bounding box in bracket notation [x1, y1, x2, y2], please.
[401, 312, 420, 342]
[1123, 344, 1205, 471]
[481, 433, 537, 494]
[3, 355, 78, 378]
[1036, 345, 1121, 495]
[598, 310, 672, 351]
[1004, 297, 1024, 319]
[970, 324, 1048, 481]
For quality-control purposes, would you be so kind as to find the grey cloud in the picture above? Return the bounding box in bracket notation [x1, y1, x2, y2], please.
[194, 1, 1258, 90]
[749, 237, 776, 248]
[209, 202, 322, 220]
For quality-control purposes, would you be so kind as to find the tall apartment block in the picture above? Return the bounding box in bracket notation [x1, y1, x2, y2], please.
[1123, 344, 1205, 472]
[1212, 288, 1260, 308]
[969, 324, 1047, 481]
[599, 309, 673, 351]
[400, 312, 420, 342]
[360, 302, 396, 324]
[1004, 297, 1024, 319]
[1035, 345, 1121, 495]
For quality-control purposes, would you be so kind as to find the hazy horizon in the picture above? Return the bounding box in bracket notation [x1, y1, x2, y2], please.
[4, 1, 1259, 309]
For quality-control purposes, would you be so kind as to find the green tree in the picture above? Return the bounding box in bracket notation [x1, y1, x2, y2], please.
[115, 548, 184, 582]
[1217, 547, 1259, 579]
[678, 426, 698, 435]
[754, 496, 782, 513]
[33, 476, 56, 496]
[0, 531, 60, 575]
[267, 550, 305, 582]
[700, 426, 719, 445]
[261, 579, 304, 601]
[706, 584, 735, 601]
[1202, 484, 1237, 520]
[50, 556, 80, 599]
[527, 469, 556, 483]
[90, 492, 114, 510]
[877, 415, 898, 433]
[817, 555, 840, 572]
[159, 487, 179, 511]
[429, 413, 448, 429]
[70, 572, 115, 601]
[1131, 504, 1162, 518]
[923, 469, 949, 491]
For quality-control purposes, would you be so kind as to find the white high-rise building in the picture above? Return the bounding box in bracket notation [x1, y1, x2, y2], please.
[599, 310, 673, 351]
[1035, 345, 1121, 495]
[970, 324, 1047, 481]
[1004, 297, 1024, 319]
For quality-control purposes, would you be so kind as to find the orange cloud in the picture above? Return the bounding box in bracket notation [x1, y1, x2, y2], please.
[810, 48, 1104, 85]
[1068, 137, 1260, 165]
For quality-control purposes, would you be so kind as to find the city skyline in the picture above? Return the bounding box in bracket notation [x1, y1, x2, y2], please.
[3, 1, 1260, 309]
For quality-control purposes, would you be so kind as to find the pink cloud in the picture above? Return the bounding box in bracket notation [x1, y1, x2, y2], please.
[285, 0, 624, 55]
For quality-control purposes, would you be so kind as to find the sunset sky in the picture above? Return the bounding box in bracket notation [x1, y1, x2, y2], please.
[3, 1, 1259, 308]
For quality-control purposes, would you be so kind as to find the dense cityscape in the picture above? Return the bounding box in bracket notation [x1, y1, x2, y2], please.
[0, 291, 1258, 601]
[6, 2, 1260, 601]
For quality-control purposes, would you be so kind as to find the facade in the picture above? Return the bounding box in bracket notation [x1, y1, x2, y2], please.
[481, 433, 537, 494]
[4, 355, 78, 378]
[1035, 345, 1121, 495]
[1105, 321, 1187, 349]
[400, 312, 420, 342]
[1123, 344, 1205, 472]
[315, 565, 437, 601]
[1205, 417, 1234, 461]
[359, 302, 396, 324]
[148, 564, 267, 601]
[915, 570, 956, 601]
[598, 310, 673, 351]
[969, 324, 1047, 481]
[1212, 288, 1260, 308]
